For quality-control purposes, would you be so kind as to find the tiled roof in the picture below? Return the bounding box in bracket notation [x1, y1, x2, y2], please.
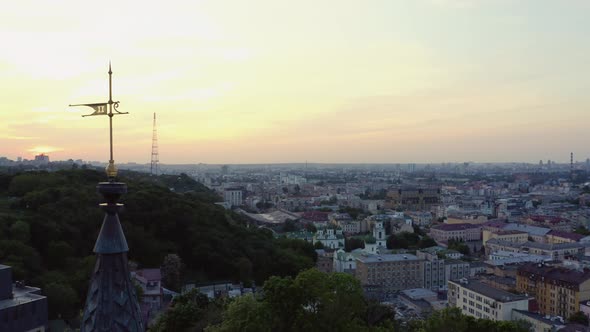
[301, 211, 329, 221]
[528, 215, 568, 224]
[518, 263, 590, 285]
[547, 230, 585, 242]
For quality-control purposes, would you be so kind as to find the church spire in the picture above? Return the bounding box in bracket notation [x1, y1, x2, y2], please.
[71, 64, 143, 331]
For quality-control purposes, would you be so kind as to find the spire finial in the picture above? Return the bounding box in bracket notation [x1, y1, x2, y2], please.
[69, 62, 128, 181]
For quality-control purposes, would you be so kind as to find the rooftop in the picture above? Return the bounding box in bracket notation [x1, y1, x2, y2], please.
[481, 220, 508, 229]
[240, 209, 301, 224]
[401, 288, 437, 300]
[301, 211, 330, 222]
[529, 215, 568, 224]
[547, 230, 585, 242]
[518, 263, 590, 285]
[356, 253, 419, 264]
[0, 284, 46, 310]
[486, 238, 584, 251]
[445, 259, 469, 266]
[494, 230, 528, 236]
[512, 309, 561, 326]
[432, 223, 481, 231]
[450, 279, 529, 303]
[502, 223, 551, 236]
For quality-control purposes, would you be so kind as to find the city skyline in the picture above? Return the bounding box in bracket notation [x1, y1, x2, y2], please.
[2, 0, 590, 164]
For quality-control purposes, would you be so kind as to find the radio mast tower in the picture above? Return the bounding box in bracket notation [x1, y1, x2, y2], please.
[570, 152, 574, 181]
[151, 113, 159, 176]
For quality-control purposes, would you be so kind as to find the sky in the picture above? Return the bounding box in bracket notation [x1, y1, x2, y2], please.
[1, 0, 589, 164]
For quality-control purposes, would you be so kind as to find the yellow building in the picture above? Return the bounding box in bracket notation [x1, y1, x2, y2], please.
[545, 230, 585, 244]
[516, 263, 590, 318]
[482, 229, 529, 246]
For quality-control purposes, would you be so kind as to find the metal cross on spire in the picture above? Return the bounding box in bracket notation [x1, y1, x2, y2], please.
[69, 62, 128, 180]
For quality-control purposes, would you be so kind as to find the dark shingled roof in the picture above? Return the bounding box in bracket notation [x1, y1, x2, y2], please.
[518, 263, 590, 285]
[547, 230, 585, 242]
[81, 182, 143, 331]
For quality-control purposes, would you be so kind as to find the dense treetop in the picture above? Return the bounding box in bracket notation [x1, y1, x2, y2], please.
[0, 168, 316, 319]
[153, 268, 532, 332]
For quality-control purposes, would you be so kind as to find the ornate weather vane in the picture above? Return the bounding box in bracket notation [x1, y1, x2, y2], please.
[69, 62, 128, 180]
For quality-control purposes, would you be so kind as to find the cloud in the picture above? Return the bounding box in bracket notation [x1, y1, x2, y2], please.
[428, 0, 484, 9]
[27, 145, 63, 154]
[1, 135, 40, 140]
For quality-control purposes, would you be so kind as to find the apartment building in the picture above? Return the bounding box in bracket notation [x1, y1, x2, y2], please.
[445, 259, 471, 283]
[485, 239, 583, 260]
[524, 215, 572, 232]
[516, 263, 590, 318]
[355, 254, 423, 292]
[430, 223, 482, 242]
[545, 230, 586, 244]
[415, 249, 470, 291]
[223, 188, 243, 207]
[502, 223, 551, 243]
[417, 250, 446, 291]
[384, 187, 440, 211]
[448, 278, 529, 321]
[482, 229, 528, 246]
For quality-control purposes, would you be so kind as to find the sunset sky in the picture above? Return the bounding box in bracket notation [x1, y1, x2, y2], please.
[1, 0, 589, 164]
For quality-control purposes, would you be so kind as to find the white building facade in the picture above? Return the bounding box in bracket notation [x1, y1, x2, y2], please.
[448, 279, 529, 321]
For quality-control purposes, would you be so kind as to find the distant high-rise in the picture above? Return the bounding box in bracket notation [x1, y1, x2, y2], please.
[150, 112, 159, 176]
[34, 153, 49, 164]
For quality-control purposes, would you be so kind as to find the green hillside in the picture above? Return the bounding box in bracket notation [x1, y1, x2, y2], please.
[0, 168, 316, 319]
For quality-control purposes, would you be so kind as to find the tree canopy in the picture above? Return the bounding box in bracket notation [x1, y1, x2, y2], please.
[0, 169, 316, 319]
[386, 232, 437, 250]
[157, 269, 532, 332]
